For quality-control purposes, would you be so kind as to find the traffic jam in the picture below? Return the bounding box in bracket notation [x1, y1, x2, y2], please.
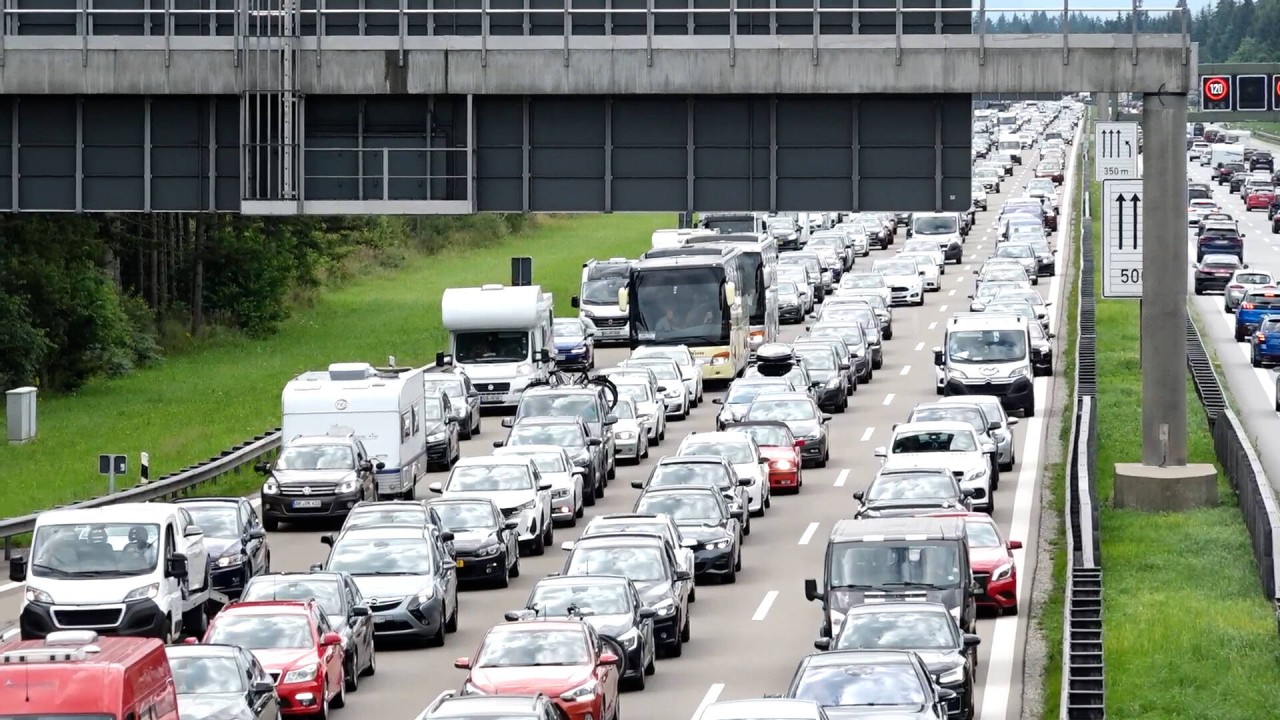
[0, 98, 1082, 720]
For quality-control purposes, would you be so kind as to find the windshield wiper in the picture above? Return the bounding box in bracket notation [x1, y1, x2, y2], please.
[880, 581, 951, 590]
[30, 563, 73, 578]
[362, 571, 422, 576]
[827, 583, 880, 590]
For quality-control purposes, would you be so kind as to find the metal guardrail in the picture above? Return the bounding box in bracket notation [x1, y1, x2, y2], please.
[1060, 134, 1104, 719]
[0, 427, 283, 559]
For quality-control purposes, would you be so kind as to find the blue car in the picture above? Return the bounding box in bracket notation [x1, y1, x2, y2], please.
[1234, 288, 1280, 341]
[1251, 315, 1280, 367]
[553, 316, 597, 369]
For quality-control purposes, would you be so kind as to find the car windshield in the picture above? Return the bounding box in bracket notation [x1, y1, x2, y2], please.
[434, 502, 499, 531]
[566, 546, 667, 581]
[477, 629, 590, 667]
[242, 578, 344, 618]
[170, 656, 247, 694]
[747, 399, 816, 421]
[682, 441, 754, 465]
[834, 612, 957, 651]
[509, 424, 584, 447]
[455, 330, 530, 364]
[423, 378, 465, 399]
[345, 508, 427, 529]
[792, 664, 927, 707]
[529, 583, 632, 616]
[913, 216, 958, 234]
[508, 452, 568, 473]
[997, 245, 1033, 259]
[795, 349, 836, 371]
[966, 521, 1003, 548]
[276, 444, 354, 471]
[903, 242, 938, 254]
[736, 425, 793, 447]
[911, 406, 985, 433]
[613, 401, 637, 420]
[828, 541, 962, 588]
[820, 306, 874, 325]
[328, 537, 434, 575]
[947, 329, 1027, 363]
[554, 319, 588, 340]
[873, 262, 917, 276]
[29, 523, 161, 579]
[447, 465, 534, 492]
[891, 430, 977, 453]
[182, 505, 239, 539]
[812, 326, 866, 349]
[518, 395, 600, 423]
[779, 282, 800, 296]
[636, 493, 724, 523]
[634, 348, 691, 367]
[581, 276, 628, 304]
[868, 474, 956, 500]
[630, 362, 679, 381]
[208, 614, 312, 650]
[1201, 254, 1240, 267]
[650, 463, 731, 489]
[616, 382, 653, 405]
[726, 382, 788, 404]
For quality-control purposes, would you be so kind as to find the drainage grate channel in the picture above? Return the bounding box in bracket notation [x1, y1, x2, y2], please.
[1185, 317, 1226, 424]
[1077, 219, 1098, 398]
[1065, 567, 1106, 719]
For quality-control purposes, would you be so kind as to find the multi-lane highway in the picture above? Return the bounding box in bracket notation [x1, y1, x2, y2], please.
[0, 138, 1080, 720]
[1185, 145, 1280, 486]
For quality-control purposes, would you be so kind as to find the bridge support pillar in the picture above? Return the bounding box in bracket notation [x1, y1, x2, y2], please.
[1117, 91, 1217, 510]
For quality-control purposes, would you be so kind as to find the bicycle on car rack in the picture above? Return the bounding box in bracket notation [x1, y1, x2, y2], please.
[526, 366, 620, 409]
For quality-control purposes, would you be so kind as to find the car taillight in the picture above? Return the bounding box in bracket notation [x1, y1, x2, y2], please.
[1257, 333, 1267, 343]
[1230, 284, 1245, 289]
[1242, 302, 1256, 310]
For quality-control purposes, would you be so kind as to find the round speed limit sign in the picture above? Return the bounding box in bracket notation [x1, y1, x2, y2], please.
[1204, 77, 1228, 101]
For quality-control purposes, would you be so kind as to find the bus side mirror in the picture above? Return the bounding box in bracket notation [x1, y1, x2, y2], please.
[571, 296, 581, 309]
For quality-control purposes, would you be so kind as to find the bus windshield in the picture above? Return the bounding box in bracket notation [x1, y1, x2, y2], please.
[631, 266, 729, 346]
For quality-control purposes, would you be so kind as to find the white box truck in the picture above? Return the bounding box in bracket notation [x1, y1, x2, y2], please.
[282, 362, 427, 499]
[441, 284, 555, 410]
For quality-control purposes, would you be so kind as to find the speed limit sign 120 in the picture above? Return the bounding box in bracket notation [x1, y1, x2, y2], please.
[1201, 75, 1233, 112]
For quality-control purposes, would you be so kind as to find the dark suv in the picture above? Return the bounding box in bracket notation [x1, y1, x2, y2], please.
[256, 432, 379, 530]
[496, 415, 607, 503]
[504, 386, 618, 482]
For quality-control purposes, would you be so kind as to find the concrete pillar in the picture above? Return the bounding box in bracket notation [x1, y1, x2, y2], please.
[1096, 93, 1113, 120]
[1114, 92, 1217, 511]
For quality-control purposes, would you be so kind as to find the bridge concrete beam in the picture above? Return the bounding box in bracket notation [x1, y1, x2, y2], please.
[0, 33, 1191, 96]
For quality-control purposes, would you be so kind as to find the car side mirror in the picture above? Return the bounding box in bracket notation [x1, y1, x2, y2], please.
[988, 421, 1000, 431]
[839, 363, 851, 371]
[598, 652, 621, 667]
[538, 482, 553, 491]
[440, 531, 456, 542]
[737, 477, 753, 486]
[711, 397, 723, 405]
[804, 578, 820, 602]
[638, 607, 657, 619]
[852, 490, 864, 501]
[873, 446, 886, 458]
[184, 525, 204, 539]
[1244, 263, 1251, 268]
[309, 563, 324, 571]
[8, 556, 26, 583]
[428, 482, 444, 494]
[1008, 540, 1024, 550]
[813, 637, 832, 650]
[982, 443, 997, 454]
[968, 487, 987, 500]
[501, 418, 515, 428]
[605, 414, 618, 425]
[453, 657, 472, 669]
[963, 633, 982, 648]
[587, 437, 603, 447]
[375, 460, 386, 470]
[933, 348, 944, 366]
[503, 519, 519, 530]
[165, 553, 189, 580]
[320, 534, 335, 546]
[252, 678, 276, 694]
[351, 605, 371, 617]
[675, 570, 693, 582]
[561, 541, 576, 551]
[248, 527, 267, 540]
[821, 414, 832, 422]
[730, 507, 746, 520]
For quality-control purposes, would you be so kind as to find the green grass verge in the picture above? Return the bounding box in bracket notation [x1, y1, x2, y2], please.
[1087, 174, 1280, 716]
[1236, 121, 1280, 138]
[0, 213, 674, 517]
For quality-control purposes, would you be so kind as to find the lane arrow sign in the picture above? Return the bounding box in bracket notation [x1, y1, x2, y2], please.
[1130, 193, 1140, 249]
[1124, 139, 1132, 158]
[1116, 192, 1126, 249]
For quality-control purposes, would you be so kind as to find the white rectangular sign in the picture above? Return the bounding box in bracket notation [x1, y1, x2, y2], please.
[1102, 179, 1143, 298]
[1095, 122, 1140, 181]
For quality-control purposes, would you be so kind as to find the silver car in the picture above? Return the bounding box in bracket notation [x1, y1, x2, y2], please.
[492, 445, 585, 528]
[609, 398, 652, 462]
[992, 243, 1039, 284]
[622, 357, 690, 420]
[611, 376, 668, 444]
[1225, 269, 1277, 312]
[937, 395, 1019, 471]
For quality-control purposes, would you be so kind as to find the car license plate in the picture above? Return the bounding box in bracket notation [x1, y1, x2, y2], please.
[456, 559, 465, 568]
[292, 500, 322, 508]
[373, 616, 388, 625]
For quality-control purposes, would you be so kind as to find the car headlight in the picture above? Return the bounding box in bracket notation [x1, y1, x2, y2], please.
[617, 627, 641, 650]
[991, 562, 1014, 582]
[415, 587, 436, 605]
[666, 390, 681, 398]
[262, 479, 280, 495]
[215, 553, 247, 568]
[937, 665, 966, 685]
[25, 586, 53, 604]
[617, 430, 638, 441]
[965, 466, 988, 482]
[1009, 366, 1029, 378]
[574, 345, 586, 353]
[283, 664, 318, 683]
[572, 451, 591, 466]
[124, 582, 161, 601]
[560, 680, 598, 702]
[514, 500, 536, 512]
[652, 598, 677, 616]
[829, 609, 846, 635]
[705, 537, 732, 550]
[427, 432, 446, 443]
[337, 479, 360, 494]
[640, 413, 656, 424]
[476, 543, 503, 557]
[552, 488, 570, 499]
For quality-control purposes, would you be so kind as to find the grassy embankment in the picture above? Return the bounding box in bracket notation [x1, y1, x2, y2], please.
[0, 214, 672, 518]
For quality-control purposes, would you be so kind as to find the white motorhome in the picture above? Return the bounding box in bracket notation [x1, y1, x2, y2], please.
[9, 503, 213, 641]
[651, 228, 718, 249]
[1208, 143, 1244, 170]
[1225, 129, 1252, 146]
[572, 258, 632, 344]
[282, 362, 427, 499]
[997, 133, 1023, 164]
[441, 284, 555, 410]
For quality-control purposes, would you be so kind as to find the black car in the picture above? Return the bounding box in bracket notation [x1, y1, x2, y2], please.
[497, 415, 606, 502]
[795, 336, 859, 394]
[631, 455, 753, 533]
[853, 468, 975, 519]
[1230, 172, 1251, 193]
[171, 497, 270, 598]
[790, 344, 851, 413]
[238, 570, 377, 688]
[505, 386, 618, 483]
[428, 497, 522, 587]
[514, 575, 658, 689]
[559, 533, 693, 658]
[815, 603, 980, 720]
[778, 281, 807, 323]
[1252, 152, 1274, 172]
[256, 433, 380, 529]
[424, 390, 463, 472]
[743, 391, 832, 468]
[784, 649, 953, 719]
[1193, 254, 1245, 295]
[810, 323, 875, 383]
[167, 643, 280, 720]
[634, 486, 744, 583]
[423, 369, 483, 440]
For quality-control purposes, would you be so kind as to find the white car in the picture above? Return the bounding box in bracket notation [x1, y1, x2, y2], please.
[579, 513, 697, 592]
[428, 456, 555, 554]
[835, 272, 892, 306]
[622, 357, 691, 420]
[900, 253, 942, 292]
[631, 344, 705, 406]
[898, 239, 946, 272]
[1225, 269, 1277, 312]
[491, 445, 584, 528]
[608, 398, 652, 462]
[832, 224, 871, 257]
[610, 376, 667, 444]
[874, 421, 996, 513]
[678, 431, 771, 517]
[871, 258, 925, 306]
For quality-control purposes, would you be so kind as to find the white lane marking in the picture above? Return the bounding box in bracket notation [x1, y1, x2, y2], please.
[834, 469, 850, 487]
[691, 684, 726, 720]
[928, 321, 938, 330]
[939, 304, 948, 312]
[860, 427, 875, 442]
[752, 590, 780, 621]
[900, 365, 912, 376]
[798, 522, 820, 546]
[882, 393, 895, 406]
[949, 289, 957, 296]
[964, 265, 971, 271]
[915, 341, 925, 352]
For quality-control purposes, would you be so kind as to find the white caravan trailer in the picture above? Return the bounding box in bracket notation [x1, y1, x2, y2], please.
[282, 362, 427, 499]
[441, 284, 555, 410]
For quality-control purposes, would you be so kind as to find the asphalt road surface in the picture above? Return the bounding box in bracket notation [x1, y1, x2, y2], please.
[0, 139, 1079, 720]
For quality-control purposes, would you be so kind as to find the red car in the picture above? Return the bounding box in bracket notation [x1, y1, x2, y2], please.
[928, 512, 1022, 614]
[199, 600, 346, 717]
[734, 421, 804, 493]
[454, 620, 621, 720]
[1247, 189, 1275, 211]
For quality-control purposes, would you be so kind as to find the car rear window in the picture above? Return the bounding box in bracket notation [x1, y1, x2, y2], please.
[1245, 292, 1280, 308]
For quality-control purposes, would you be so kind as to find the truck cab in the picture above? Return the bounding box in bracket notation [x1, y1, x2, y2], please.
[932, 313, 1037, 418]
[573, 258, 633, 345]
[441, 284, 555, 411]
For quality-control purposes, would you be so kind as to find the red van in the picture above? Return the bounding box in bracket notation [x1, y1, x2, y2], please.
[0, 629, 179, 720]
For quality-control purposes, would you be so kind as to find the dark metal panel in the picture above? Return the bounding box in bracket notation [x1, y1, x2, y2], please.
[362, 98, 431, 201]
[303, 96, 360, 202]
[856, 94, 970, 211]
[150, 97, 208, 211]
[474, 96, 524, 212]
[82, 97, 145, 211]
[18, 97, 76, 211]
[0, 98, 12, 211]
[610, 97, 687, 212]
[775, 96, 853, 210]
[528, 97, 605, 212]
[92, 0, 154, 37]
[364, 0, 400, 36]
[214, 97, 241, 211]
[14, 0, 79, 36]
[690, 96, 764, 212]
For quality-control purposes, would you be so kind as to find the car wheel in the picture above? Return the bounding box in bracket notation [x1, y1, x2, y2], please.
[510, 552, 522, 578]
[331, 673, 346, 709]
[344, 655, 359, 692]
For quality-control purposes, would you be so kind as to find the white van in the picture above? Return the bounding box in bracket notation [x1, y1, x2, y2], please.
[441, 284, 555, 410]
[9, 503, 213, 641]
[1209, 143, 1244, 170]
[932, 313, 1037, 417]
[651, 228, 717, 249]
[282, 362, 427, 499]
[997, 133, 1023, 164]
[572, 258, 632, 343]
